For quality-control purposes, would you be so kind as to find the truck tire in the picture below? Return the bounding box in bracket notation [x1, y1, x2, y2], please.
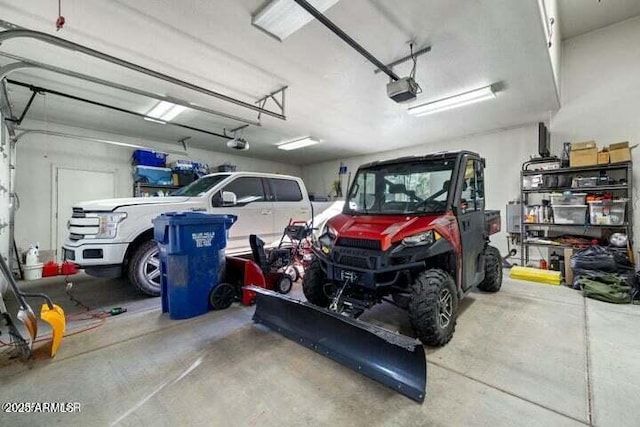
[302, 259, 331, 307]
[408, 269, 458, 347]
[128, 240, 161, 296]
[477, 245, 502, 293]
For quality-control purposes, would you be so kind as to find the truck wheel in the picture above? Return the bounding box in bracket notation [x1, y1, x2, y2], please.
[302, 259, 332, 307]
[408, 269, 458, 347]
[477, 245, 503, 293]
[128, 240, 161, 296]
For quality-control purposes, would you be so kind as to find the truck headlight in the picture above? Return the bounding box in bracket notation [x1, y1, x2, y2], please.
[94, 213, 127, 239]
[402, 230, 436, 246]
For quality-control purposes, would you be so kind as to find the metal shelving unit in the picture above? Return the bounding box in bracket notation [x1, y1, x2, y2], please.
[134, 183, 181, 197]
[520, 161, 633, 266]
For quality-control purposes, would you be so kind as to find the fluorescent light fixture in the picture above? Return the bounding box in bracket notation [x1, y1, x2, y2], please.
[408, 85, 497, 117]
[144, 101, 187, 123]
[252, 0, 341, 41]
[277, 136, 319, 151]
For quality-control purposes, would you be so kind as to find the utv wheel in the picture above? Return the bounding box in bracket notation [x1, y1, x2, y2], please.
[477, 245, 503, 293]
[408, 269, 458, 347]
[128, 240, 161, 296]
[302, 259, 332, 307]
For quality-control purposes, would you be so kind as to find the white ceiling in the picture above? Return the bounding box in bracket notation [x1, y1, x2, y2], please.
[0, 0, 559, 165]
[559, 0, 640, 40]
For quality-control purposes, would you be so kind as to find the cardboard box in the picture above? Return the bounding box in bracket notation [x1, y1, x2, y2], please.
[597, 150, 610, 165]
[570, 141, 598, 167]
[609, 141, 631, 163]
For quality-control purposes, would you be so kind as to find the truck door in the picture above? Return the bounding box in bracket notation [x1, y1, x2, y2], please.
[211, 176, 273, 253]
[265, 177, 311, 244]
[455, 157, 486, 290]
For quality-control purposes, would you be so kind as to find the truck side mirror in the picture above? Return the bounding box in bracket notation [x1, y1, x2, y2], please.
[222, 191, 237, 206]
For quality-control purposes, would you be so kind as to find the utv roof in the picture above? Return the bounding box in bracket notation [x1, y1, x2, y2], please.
[358, 150, 480, 169]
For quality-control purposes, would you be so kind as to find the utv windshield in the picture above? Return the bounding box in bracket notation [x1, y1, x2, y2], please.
[344, 159, 455, 215]
[170, 174, 229, 197]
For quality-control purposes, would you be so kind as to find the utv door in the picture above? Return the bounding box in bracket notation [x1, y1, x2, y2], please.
[454, 157, 486, 290]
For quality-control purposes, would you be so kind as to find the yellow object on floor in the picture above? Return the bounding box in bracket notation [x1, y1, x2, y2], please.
[509, 266, 562, 285]
[41, 303, 66, 357]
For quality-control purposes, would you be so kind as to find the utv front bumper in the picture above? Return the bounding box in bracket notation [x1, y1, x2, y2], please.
[314, 248, 425, 288]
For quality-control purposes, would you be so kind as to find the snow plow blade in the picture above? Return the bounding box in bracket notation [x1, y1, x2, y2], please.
[248, 286, 427, 402]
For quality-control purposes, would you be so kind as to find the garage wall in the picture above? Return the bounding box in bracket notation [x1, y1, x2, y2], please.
[14, 120, 301, 258]
[550, 16, 640, 251]
[302, 124, 539, 255]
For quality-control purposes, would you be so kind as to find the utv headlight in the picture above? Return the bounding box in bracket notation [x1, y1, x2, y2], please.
[319, 224, 337, 254]
[89, 212, 127, 239]
[402, 230, 435, 246]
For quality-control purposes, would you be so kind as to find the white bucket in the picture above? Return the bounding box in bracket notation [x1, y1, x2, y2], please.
[24, 263, 44, 281]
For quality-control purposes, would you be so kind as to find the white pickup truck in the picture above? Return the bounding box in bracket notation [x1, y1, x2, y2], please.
[62, 172, 312, 295]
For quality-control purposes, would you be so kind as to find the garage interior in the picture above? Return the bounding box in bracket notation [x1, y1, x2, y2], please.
[1, 1, 640, 426]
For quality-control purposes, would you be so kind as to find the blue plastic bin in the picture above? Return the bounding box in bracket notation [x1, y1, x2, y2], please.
[134, 165, 173, 185]
[153, 212, 237, 320]
[133, 149, 167, 167]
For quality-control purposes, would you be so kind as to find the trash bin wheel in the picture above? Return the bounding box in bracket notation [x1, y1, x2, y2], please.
[275, 275, 293, 294]
[209, 283, 236, 310]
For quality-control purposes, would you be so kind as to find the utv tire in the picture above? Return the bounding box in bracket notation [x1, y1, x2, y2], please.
[128, 240, 162, 296]
[302, 259, 331, 307]
[477, 245, 503, 293]
[408, 269, 458, 347]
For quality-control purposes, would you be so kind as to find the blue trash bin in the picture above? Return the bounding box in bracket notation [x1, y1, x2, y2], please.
[153, 212, 237, 320]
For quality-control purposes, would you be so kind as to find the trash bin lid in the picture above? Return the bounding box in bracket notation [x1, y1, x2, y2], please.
[153, 212, 237, 226]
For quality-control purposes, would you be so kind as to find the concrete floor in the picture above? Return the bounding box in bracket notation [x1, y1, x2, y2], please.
[0, 272, 639, 426]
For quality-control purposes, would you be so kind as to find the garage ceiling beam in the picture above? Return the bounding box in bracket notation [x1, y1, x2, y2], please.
[0, 54, 261, 127]
[7, 79, 235, 142]
[292, 0, 400, 81]
[0, 28, 286, 120]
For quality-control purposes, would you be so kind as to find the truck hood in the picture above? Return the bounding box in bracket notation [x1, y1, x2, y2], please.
[328, 214, 441, 245]
[75, 196, 194, 211]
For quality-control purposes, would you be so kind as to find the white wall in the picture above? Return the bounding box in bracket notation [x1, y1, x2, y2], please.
[550, 16, 640, 248]
[302, 124, 539, 255]
[14, 120, 301, 257]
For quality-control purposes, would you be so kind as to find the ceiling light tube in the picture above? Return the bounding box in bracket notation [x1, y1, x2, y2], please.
[146, 101, 174, 119]
[408, 85, 497, 117]
[277, 136, 319, 150]
[145, 101, 187, 122]
[252, 0, 341, 41]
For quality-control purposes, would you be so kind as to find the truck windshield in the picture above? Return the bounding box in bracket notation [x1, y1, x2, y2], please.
[344, 159, 455, 215]
[170, 174, 230, 197]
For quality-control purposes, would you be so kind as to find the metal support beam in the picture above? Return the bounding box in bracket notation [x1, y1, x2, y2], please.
[373, 45, 431, 74]
[13, 129, 188, 156]
[6, 88, 38, 126]
[255, 86, 287, 121]
[0, 28, 286, 120]
[292, 0, 400, 81]
[7, 79, 234, 141]
[0, 54, 261, 127]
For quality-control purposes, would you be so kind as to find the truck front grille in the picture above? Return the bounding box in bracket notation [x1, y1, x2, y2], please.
[72, 208, 86, 218]
[336, 238, 381, 251]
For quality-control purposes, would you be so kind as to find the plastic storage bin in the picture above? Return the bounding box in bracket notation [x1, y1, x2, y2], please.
[133, 150, 167, 167]
[550, 193, 587, 206]
[134, 165, 173, 185]
[552, 205, 588, 224]
[153, 212, 237, 320]
[588, 200, 627, 225]
[574, 177, 598, 188]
